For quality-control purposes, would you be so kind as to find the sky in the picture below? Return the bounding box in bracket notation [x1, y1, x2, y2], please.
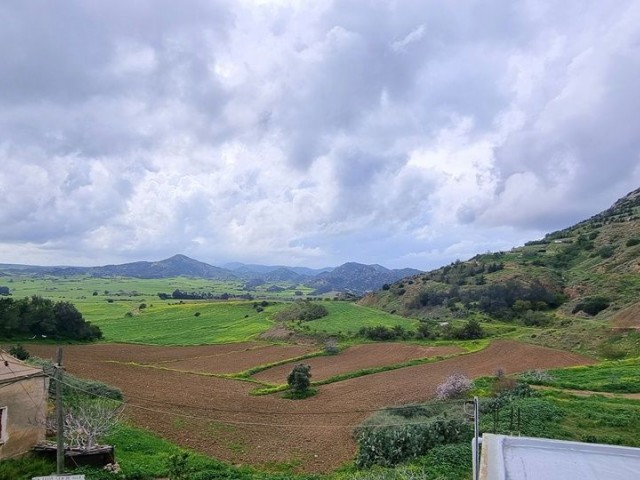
[1, 0, 640, 270]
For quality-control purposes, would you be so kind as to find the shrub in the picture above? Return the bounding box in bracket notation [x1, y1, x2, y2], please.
[521, 310, 553, 327]
[355, 406, 472, 468]
[167, 452, 191, 480]
[324, 338, 339, 355]
[9, 344, 30, 360]
[359, 325, 408, 341]
[597, 245, 615, 258]
[626, 238, 640, 247]
[287, 364, 311, 393]
[274, 300, 328, 322]
[435, 374, 472, 400]
[598, 344, 627, 360]
[572, 296, 610, 316]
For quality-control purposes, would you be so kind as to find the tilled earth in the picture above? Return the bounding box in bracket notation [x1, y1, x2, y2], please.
[253, 343, 463, 383]
[27, 340, 594, 473]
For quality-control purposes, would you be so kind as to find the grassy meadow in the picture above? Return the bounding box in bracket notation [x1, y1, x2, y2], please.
[1, 274, 423, 345]
[289, 302, 419, 336]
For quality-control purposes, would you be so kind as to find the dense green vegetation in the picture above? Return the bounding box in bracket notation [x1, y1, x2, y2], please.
[274, 300, 329, 322]
[0, 295, 102, 340]
[521, 358, 640, 393]
[362, 188, 640, 358]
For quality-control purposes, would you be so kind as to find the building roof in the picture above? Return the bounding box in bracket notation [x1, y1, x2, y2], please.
[480, 433, 640, 480]
[0, 351, 46, 384]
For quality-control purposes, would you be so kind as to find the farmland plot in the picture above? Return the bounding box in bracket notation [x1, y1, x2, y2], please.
[253, 343, 463, 383]
[26, 340, 594, 473]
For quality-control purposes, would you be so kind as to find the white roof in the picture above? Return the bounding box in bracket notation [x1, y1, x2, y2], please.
[480, 434, 640, 480]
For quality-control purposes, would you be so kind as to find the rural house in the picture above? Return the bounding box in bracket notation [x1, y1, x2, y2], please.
[0, 350, 49, 459]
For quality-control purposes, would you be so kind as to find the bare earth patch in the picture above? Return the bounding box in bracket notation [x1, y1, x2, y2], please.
[26, 340, 594, 473]
[253, 343, 463, 383]
[611, 302, 640, 330]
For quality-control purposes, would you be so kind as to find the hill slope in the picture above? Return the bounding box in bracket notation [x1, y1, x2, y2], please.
[361, 187, 640, 335]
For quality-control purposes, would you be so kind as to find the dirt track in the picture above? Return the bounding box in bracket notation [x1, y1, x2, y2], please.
[26, 340, 594, 473]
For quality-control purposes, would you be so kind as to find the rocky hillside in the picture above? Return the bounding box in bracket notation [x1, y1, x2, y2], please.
[361, 187, 640, 325]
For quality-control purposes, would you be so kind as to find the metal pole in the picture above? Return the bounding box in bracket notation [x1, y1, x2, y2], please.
[473, 396, 480, 480]
[55, 347, 64, 475]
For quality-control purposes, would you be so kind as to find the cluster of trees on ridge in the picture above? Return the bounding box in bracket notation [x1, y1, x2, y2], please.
[0, 296, 102, 340]
[385, 278, 565, 322]
[157, 289, 254, 301]
[358, 318, 484, 341]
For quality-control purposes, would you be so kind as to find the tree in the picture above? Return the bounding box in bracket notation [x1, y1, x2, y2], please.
[435, 374, 472, 400]
[461, 318, 483, 339]
[46, 398, 123, 450]
[287, 364, 312, 393]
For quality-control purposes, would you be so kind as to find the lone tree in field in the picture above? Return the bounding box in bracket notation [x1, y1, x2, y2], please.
[287, 363, 312, 393]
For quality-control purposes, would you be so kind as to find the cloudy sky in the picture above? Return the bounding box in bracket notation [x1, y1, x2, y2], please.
[1, 0, 639, 270]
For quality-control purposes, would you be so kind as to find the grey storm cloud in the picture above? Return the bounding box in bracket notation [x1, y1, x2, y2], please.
[0, 0, 639, 268]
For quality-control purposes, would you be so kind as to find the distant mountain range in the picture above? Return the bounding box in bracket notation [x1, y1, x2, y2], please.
[0, 255, 421, 295]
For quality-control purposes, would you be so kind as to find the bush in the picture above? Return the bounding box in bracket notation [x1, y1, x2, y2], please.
[445, 319, 484, 340]
[597, 245, 616, 258]
[274, 300, 328, 322]
[572, 296, 610, 316]
[355, 405, 472, 468]
[521, 310, 553, 327]
[168, 452, 191, 480]
[435, 374, 472, 400]
[359, 325, 409, 341]
[324, 338, 339, 355]
[287, 363, 311, 393]
[9, 343, 30, 360]
[626, 238, 640, 247]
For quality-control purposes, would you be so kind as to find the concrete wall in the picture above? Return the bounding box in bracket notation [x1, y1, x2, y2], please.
[0, 375, 49, 460]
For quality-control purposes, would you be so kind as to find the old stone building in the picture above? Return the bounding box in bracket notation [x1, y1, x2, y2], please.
[0, 351, 49, 459]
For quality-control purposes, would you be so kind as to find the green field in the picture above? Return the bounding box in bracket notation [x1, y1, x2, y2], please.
[91, 301, 275, 345]
[523, 357, 640, 393]
[1, 275, 424, 345]
[289, 302, 419, 336]
[1, 275, 315, 323]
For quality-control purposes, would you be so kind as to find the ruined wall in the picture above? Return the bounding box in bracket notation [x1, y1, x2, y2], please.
[0, 375, 49, 459]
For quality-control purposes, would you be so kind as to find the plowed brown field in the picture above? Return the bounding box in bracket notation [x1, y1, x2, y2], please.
[253, 343, 462, 383]
[26, 340, 594, 473]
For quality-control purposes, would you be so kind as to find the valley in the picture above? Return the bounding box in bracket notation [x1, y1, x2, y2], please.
[1, 188, 640, 479]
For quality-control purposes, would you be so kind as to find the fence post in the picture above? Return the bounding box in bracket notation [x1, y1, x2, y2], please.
[55, 347, 64, 474]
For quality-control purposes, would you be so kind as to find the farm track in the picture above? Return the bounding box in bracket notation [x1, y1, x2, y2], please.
[26, 340, 594, 473]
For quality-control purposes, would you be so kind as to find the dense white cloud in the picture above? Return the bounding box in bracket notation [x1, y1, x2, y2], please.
[0, 0, 639, 269]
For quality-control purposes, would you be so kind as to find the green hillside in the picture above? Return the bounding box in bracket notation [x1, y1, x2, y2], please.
[361, 187, 640, 357]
